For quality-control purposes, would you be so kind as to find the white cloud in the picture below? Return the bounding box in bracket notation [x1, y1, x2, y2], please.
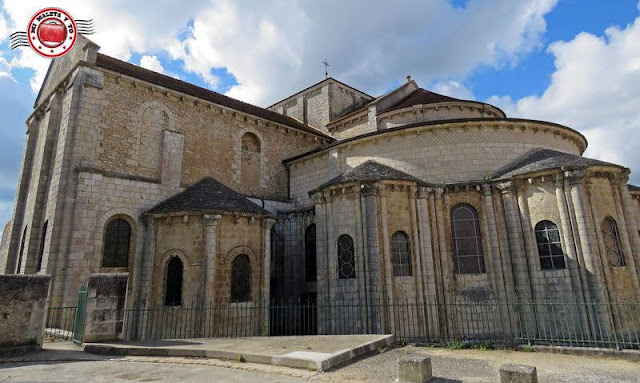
[139, 55, 165, 74]
[431, 80, 475, 100]
[167, 0, 558, 104]
[488, 16, 640, 184]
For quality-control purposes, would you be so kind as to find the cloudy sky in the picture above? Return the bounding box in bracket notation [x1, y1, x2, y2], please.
[0, 0, 639, 226]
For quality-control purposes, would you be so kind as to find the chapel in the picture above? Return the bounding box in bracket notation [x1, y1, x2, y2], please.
[1, 36, 639, 337]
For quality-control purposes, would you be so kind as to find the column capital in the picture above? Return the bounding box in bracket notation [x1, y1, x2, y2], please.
[417, 186, 431, 199]
[434, 187, 445, 197]
[203, 214, 222, 227]
[564, 169, 587, 184]
[361, 182, 379, 197]
[311, 192, 326, 205]
[143, 216, 155, 230]
[617, 171, 630, 185]
[481, 183, 493, 196]
[553, 173, 564, 188]
[263, 217, 277, 229]
[495, 181, 514, 194]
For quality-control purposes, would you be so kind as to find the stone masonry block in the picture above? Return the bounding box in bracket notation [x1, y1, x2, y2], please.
[398, 355, 432, 383]
[499, 364, 538, 383]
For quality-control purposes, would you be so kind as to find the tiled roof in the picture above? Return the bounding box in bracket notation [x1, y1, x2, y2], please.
[492, 148, 623, 179]
[310, 160, 422, 193]
[388, 88, 459, 111]
[95, 54, 332, 139]
[629, 184, 640, 192]
[146, 177, 271, 216]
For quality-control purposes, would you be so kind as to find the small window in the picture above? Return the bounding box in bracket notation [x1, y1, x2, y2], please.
[391, 231, 412, 276]
[337, 235, 356, 279]
[36, 221, 48, 272]
[15, 226, 27, 274]
[164, 257, 183, 306]
[535, 220, 565, 270]
[602, 217, 625, 267]
[231, 254, 251, 302]
[305, 224, 317, 282]
[102, 218, 131, 268]
[451, 204, 485, 274]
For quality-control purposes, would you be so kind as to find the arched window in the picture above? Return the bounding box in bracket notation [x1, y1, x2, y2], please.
[305, 224, 317, 282]
[15, 226, 27, 274]
[240, 132, 261, 188]
[602, 217, 625, 267]
[337, 235, 356, 279]
[231, 254, 252, 302]
[451, 204, 485, 274]
[391, 231, 412, 276]
[102, 218, 131, 268]
[36, 221, 48, 272]
[535, 220, 565, 270]
[164, 257, 183, 306]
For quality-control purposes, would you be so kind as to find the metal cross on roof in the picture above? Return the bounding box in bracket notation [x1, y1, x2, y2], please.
[322, 59, 330, 78]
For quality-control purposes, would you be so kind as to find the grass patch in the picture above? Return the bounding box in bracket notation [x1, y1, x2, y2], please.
[520, 345, 535, 352]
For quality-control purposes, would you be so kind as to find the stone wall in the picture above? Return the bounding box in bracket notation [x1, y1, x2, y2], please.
[0, 275, 50, 350]
[288, 120, 585, 208]
[83, 273, 128, 343]
[0, 220, 11, 273]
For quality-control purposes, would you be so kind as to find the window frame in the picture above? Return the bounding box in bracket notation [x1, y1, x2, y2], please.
[231, 254, 252, 303]
[305, 224, 317, 282]
[602, 216, 625, 267]
[450, 204, 486, 274]
[164, 256, 183, 307]
[391, 231, 412, 277]
[534, 220, 566, 270]
[102, 217, 132, 268]
[337, 234, 356, 279]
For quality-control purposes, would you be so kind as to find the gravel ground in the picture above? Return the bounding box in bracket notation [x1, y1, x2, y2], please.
[312, 346, 640, 383]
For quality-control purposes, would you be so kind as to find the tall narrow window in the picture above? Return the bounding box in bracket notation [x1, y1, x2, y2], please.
[305, 224, 317, 282]
[337, 234, 356, 279]
[535, 220, 565, 270]
[231, 254, 251, 302]
[451, 204, 485, 274]
[391, 231, 412, 276]
[240, 132, 261, 189]
[36, 221, 48, 272]
[15, 226, 27, 274]
[602, 217, 625, 267]
[164, 257, 183, 306]
[102, 218, 131, 268]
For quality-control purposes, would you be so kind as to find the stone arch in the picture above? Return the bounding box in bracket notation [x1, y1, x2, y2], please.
[96, 209, 139, 270]
[157, 248, 191, 268]
[223, 246, 257, 265]
[233, 127, 267, 189]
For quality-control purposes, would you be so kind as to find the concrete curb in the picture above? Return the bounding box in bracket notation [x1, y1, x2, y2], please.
[0, 345, 41, 358]
[514, 345, 640, 362]
[83, 335, 395, 371]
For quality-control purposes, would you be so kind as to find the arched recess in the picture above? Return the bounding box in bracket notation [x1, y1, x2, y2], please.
[223, 245, 258, 265]
[134, 101, 175, 176]
[233, 127, 266, 189]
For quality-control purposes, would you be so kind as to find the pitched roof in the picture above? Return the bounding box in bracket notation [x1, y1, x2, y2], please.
[146, 177, 271, 216]
[629, 184, 640, 192]
[388, 88, 459, 111]
[492, 148, 623, 179]
[267, 77, 373, 108]
[328, 100, 371, 125]
[310, 160, 422, 193]
[95, 54, 332, 139]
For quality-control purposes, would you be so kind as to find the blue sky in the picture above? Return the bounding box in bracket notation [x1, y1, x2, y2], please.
[0, 0, 639, 227]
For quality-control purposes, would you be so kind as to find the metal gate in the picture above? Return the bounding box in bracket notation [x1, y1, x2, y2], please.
[72, 283, 87, 345]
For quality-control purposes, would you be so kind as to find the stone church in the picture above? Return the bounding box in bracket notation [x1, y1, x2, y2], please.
[1, 37, 640, 337]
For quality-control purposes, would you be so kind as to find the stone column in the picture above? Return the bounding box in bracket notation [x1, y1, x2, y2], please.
[617, 172, 640, 290]
[566, 170, 602, 294]
[324, 191, 337, 333]
[136, 216, 155, 339]
[434, 187, 452, 338]
[610, 176, 640, 292]
[362, 183, 382, 333]
[554, 174, 592, 336]
[379, 184, 395, 333]
[515, 185, 538, 298]
[416, 186, 438, 336]
[262, 217, 276, 333]
[409, 185, 427, 335]
[496, 181, 536, 335]
[353, 186, 368, 333]
[312, 193, 329, 333]
[482, 184, 513, 335]
[203, 215, 222, 308]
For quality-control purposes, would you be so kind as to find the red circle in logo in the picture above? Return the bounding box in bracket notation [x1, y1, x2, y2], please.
[27, 8, 76, 58]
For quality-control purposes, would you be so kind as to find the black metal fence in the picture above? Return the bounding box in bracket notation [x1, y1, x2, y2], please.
[45, 306, 78, 341]
[116, 293, 640, 350]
